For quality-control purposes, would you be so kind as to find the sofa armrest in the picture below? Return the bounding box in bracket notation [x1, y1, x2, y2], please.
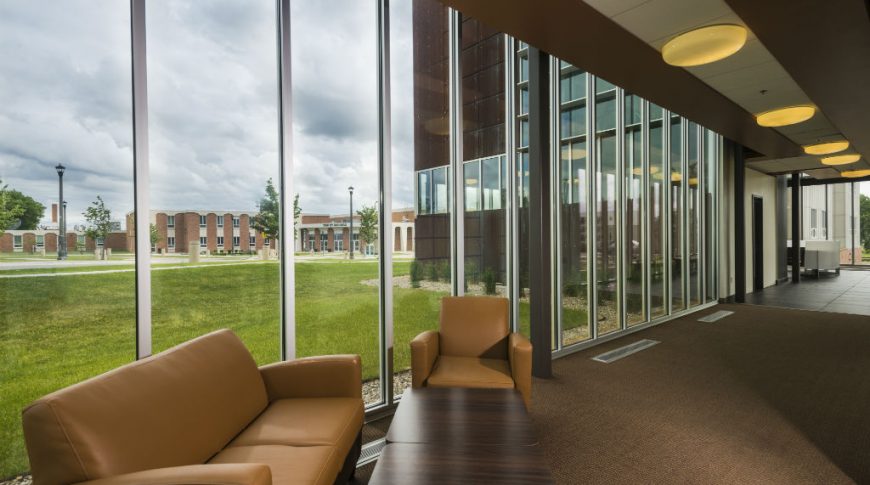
[260, 354, 361, 400]
[75, 464, 271, 485]
[509, 332, 532, 408]
[410, 330, 439, 388]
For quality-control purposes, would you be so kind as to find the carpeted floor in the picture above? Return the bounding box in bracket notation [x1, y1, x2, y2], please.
[530, 303, 870, 484]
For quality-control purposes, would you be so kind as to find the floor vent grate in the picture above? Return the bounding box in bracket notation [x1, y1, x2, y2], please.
[698, 310, 734, 323]
[357, 438, 385, 467]
[592, 339, 659, 363]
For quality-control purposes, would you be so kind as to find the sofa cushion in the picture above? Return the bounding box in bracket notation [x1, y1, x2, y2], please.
[228, 397, 363, 453]
[439, 296, 510, 360]
[22, 330, 268, 485]
[209, 444, 341, 485]
[426, 356, 515, 389]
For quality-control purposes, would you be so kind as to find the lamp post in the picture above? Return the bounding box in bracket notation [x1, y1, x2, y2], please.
[55, 164, 66, 260]
[348, 186, 354, 259]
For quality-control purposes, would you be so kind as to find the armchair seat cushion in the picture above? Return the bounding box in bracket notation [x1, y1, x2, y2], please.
[209, 444, 341, 485]
[426, 356, 515, 389]
[228, 397, 363, 452]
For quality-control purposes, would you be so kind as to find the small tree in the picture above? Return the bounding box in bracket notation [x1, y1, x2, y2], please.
[83, 196, 113, 259]
[861, 194, 870, 253]
[0, 179, 24, 237]
[1, 185, 44, 230]
[252, 178, 279, 242]
[357, 204, 378, 254]
[294, 193, 301, 240]
[150, 223, 161, 250]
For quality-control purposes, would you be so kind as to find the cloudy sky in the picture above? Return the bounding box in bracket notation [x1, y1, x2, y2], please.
[0, 0, 416, 228]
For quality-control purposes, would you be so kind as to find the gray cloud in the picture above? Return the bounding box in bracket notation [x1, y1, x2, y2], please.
[0, 0, 417, 229]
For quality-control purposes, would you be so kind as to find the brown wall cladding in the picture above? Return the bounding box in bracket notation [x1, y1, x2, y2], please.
[240, 214, 251, 251]
[0, 234, 12, 252]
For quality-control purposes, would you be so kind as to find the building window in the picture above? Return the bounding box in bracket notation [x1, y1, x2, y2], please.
[96, 237, 104, 247]
[217, 236, 224, 247]
[352, 233, 360, 251]
[13, 235, 22, 249]
[167, 236, 175, 248]
[335, 237, 344, 251]
[320, 233, 328, 251]
[249, 235, 256, 246]
[417, 170, 431, 215]
[199, 237, 207, 248]
[233, 217, 240, 228]
[167, 215, 175, 228]
[199, 215, 207, 227]
[415, 165, 450, 215]
[810, 208, 818, 239]
[233, 236, 240, 247]
[35, 235, 44, 248]
[217, 215, 224, 227]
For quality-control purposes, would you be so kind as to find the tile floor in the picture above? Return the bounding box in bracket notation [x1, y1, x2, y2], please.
[746, 268, 870, 316]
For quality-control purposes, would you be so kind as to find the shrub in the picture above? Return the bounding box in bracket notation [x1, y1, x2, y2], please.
[483, 268, 497, 295]
[409, 260, 422, 288]
[437, 260, 451, 282]
[427, 261, 439, 282]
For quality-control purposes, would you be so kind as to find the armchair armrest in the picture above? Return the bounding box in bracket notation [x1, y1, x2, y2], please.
[260, 354, 361, 400]
[75, 464, 271, 485]
[509, 332, 532, 408]
[410, 330, 439, 388]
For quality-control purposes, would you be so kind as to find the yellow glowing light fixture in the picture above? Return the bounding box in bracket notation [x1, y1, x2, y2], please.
[662, 24, 747, 67]
[841, 169, 870, 178]
[803, 140, 849, 155]
[821, 154, 860, 166]
[671, 172, 682, 182]
[755, 105, 815, 127]
[689, 177, 699, 186]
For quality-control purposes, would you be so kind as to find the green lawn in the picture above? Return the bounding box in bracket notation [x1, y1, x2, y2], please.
[0, 259, 447, 477]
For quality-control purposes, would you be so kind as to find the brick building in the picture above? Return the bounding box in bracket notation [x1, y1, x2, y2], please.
[127, 210, 276, 254]
[297, 208, 416, 254]
[0, 229, 127, 254]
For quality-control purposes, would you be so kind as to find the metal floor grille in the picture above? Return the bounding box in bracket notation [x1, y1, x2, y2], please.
[357, 438, 385, 467]
[698, 310, 734, 323]
[592, 339, 659, 363]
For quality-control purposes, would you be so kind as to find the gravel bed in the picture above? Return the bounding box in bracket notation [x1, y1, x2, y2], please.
[1, 475, 31, 485]
[362, 369, 412, 405]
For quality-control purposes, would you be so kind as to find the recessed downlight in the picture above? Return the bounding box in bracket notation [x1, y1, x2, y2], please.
[662, 24, 748, 67]
[821, 154, 860, 166]
[756, 105, 815, 127]
[804, 141, 849, 155]
[841, 169, 870, 178]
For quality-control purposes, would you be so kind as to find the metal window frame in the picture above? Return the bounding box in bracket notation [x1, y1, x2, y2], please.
[505, 35, 519, 332]
[587, 73, 598, 340]
[377, 0, 393, 408]
[641, 99, 652, 323]
[662, 109, 672, 315]
[448, 9, 463, 296]
[276, 0, 295, 361]
[550, 56, 563, 349]
[615, 87, 626, 332]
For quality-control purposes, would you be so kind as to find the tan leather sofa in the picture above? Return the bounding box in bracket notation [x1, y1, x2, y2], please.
[410, 296, 533, 407]
[22, 329, 363, 485]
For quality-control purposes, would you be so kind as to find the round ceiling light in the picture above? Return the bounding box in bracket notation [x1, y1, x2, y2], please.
[662, 24, 748, 67]
[755, 105, 815, 127]
[841, 169, 870, 178]
[803, 140, 849, 155]
[821, 154, 860, 166]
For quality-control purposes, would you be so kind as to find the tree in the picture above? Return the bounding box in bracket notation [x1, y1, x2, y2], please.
[83, 196, 113, 259]
[861, 193, 870, 252]
[294, 193, 302, 240]
[0, 180, 41, 233]
[357, 204, 378, 252]
[252, 178, 279, 241]
[150, 223, 161, 249]
[0, 179, 24, 236]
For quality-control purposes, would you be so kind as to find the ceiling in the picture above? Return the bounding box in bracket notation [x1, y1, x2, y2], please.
[582, 0, 870, 177]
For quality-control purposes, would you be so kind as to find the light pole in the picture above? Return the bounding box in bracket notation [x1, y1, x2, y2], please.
[55, 164, 66, 260]
[348, 186, 354, 259]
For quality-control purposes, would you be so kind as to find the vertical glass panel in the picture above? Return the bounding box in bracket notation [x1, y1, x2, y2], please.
[516, 46, 530, 336]
[687, 121, 701, 307]
[704, 129, 717, 302]
[0, 2, 134, 476]
[649, 105, 667, 318]
[462, 17, 506, 296]
[291, 0, 380, 404]
[595, 78, 618, 334]
[417, 171, 432, 215]
[670, 116, 685, 311]
[391, 0, 451, 397]
[559, 140, 590, 344]
[147, 0, 280, 364]
[624, 94, 645, 326]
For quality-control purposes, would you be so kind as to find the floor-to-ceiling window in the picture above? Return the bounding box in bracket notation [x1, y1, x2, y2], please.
[704, 128, 718, 301]
[557, 63, 590, 344]
[146, 0, 281, 364]
[594, 78, 619, 335]
[670, 115, 685, 312]
[0, 2, 135, 476]
[516, 41, 531, 337]
[649, 104, 668, 317]
[687, 121, 701, 307]
[624, 93, 645, 326]
[291, 0, 382, 406]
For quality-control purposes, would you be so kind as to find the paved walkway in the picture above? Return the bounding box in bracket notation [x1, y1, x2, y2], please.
[745, 268, 870, 316]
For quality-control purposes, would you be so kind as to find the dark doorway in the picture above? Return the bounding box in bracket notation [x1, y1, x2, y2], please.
[752, 196, 764, 292]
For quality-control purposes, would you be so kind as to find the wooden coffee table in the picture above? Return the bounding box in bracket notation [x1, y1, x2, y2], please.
[370, 387, 552, 484]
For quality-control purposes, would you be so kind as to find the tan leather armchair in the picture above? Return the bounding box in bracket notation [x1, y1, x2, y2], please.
[410, 296, 533, 407]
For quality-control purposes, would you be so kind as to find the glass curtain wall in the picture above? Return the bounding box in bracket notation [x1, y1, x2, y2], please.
[515, 42, 531, 336]
[670, 115, 685, 312]
[461, 17, 507, 296]
[291, 0, 382, 406]
[704, 128, 718, 301]
[0, 2, 135, 476]
[624, 93, 645, 326]
[687, 121, 701, 307]
[390, 0, 451, 398]
[146, 0, 281, 364]
[594, 78, 619, 335]
[556, 62, 590, 344]
[649, 104, 667, 317]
